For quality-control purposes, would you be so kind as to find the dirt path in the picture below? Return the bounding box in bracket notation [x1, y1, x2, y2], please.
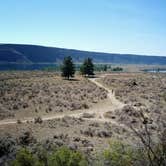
[0, 75, 125, 126]
[89, 76, 124, 109]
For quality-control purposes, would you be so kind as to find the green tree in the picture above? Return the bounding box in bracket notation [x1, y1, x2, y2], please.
[61, 56, 75, 80]
[103, 65, 107, 72]
[112, 67, 123, 72]
[80, 58, 94, 77]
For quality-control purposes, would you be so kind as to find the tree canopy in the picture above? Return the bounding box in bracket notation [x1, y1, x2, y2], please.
[61, 56, 75, 79]
[80, 58, 94, 77]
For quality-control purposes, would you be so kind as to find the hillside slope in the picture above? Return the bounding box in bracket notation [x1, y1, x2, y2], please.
[0, 44, 166, 65]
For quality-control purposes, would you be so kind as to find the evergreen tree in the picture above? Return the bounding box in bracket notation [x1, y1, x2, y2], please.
[80, 58, 94, 77]
[61, 56, 75, 79]
[103, 65, 108, 71]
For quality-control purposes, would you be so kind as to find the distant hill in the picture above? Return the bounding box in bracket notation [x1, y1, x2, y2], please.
[0, 44, 166, 65]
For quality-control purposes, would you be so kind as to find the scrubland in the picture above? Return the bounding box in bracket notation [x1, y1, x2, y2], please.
[100, 73, 166, 131]
[0, 71, 166, 165]
[0, 71, 107, 120]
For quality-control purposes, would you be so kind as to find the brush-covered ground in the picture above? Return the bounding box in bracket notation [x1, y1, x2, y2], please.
[0, 71, 166, 165]
[0, 71, 107, 120]
[100, 73, 166, 133]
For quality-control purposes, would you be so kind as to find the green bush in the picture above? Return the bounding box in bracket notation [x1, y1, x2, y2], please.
[11, 146, 87, 166]
[48, 146, 88, 166]
[103, 141, 135, 166]
[36, 147, 49, 166]
[9, 140, 166, 166]
[11, 148, 43, 166]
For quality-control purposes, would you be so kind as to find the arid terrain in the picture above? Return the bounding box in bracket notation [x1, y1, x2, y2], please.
[99, 73, 166, 130]
[0, 71, 166, 165]
[0, 71, 107, 120]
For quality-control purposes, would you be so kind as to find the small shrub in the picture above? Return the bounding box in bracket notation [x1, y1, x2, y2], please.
[19, 131, 36, 146]
[34, 117, 43, 124]
[17, 119, 22, 124]
[103, 141, 135, 166]
[36, 147, 48, 166]
[82, 113, 95, 119]
[0, 135, 16, 157]
[11, 148, 43, 166]
[82, 103, 89, 109]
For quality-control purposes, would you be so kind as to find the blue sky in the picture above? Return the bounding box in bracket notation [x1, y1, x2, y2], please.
[0, 0, 166, 56]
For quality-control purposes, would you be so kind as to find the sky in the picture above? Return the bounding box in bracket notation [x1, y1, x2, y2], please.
[0, 0, 166, 56]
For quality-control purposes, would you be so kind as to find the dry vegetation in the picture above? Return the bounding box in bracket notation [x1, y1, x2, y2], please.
[0, 71, 166, 165]
[100, 73, 166, 134]
[100, 73, 166, 107]
[0, 115, 136, 165]
[0, 71, 107, 120]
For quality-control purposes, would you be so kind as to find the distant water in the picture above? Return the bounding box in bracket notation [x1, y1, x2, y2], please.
[0, 63, 58, 71]
[144, 69, 166, 73]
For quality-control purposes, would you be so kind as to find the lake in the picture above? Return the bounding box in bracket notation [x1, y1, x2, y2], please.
[144, 69, 166, 73]
[0, 63, 59, 71]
